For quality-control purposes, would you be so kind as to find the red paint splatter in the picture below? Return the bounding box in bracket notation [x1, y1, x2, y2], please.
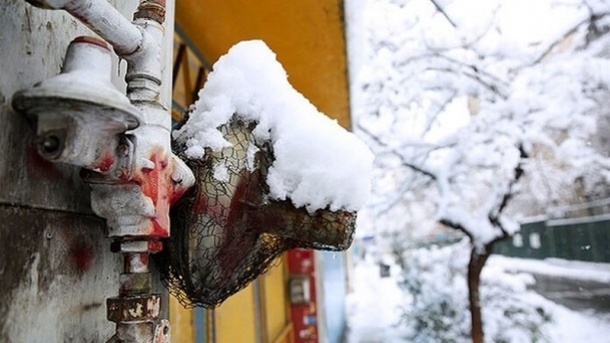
[139, 153, 170, 237]
[169, 184, 188, 204]
[148, 240, 163, 253]
[133, 150, 175, 238]
[127, 148, 195, 239]
[71, 246, 94, 274]
[116, 168, 132, 181]
[94, 153, 115, 172]
[26, 145, 64, 180]
[139, 253, 150, 266]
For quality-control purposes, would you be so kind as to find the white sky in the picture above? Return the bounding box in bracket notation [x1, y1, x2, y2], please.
[493, 0, 587, 44]
[347, 0, 591, 143]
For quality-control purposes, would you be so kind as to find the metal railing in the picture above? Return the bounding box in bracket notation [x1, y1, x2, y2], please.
[494, 215, 610, 263]
[171, 25, 213, 124]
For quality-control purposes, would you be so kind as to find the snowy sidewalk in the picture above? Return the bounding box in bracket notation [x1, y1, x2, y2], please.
[345, 260, 407, 343]
[346, 257, 610, 343]
[489, 256, 610, 322]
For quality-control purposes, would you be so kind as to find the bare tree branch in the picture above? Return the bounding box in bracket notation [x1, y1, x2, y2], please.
[356, 123, 389, 149]
[426, 67, 508, 99]
[357, 123, 438, 180]
[428, 0, 457, 28]
[530, 12, 610, 66]
[439, 218, 474, 241]
[422, 90, 458, 134]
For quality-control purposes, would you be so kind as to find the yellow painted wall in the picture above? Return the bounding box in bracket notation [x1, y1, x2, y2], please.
[175, 0, 351, 129]
[169, 296, 194, 342]
[214, 284, 258, 343]
[168, 258, 293, 342]
[262, 258, 291, 342]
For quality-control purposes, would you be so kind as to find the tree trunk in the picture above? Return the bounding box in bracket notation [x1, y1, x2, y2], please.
[467, 245, 491, 343]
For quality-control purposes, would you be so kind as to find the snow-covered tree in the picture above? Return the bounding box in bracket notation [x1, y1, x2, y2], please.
[399, 241, 553, 343]
[351, 0, 610, 342]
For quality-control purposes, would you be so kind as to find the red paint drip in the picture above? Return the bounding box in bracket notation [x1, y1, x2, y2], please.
[169, 184, 188, 204]
[216, 172, 261, 276]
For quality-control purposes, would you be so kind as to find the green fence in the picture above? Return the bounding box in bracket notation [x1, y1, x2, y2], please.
[493, 218, 610, 263]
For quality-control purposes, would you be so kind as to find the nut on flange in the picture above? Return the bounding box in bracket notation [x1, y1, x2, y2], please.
[107, 294, 161, 322]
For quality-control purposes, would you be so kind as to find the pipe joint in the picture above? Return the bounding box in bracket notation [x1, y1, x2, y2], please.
[134, 0, 166, 24]
[124, 21, 165, 100]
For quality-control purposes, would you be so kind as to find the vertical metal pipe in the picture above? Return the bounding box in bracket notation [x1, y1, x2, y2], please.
[124, 252, 150, 274]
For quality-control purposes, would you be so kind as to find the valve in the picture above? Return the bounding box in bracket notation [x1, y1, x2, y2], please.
[12, 36, 141, 175]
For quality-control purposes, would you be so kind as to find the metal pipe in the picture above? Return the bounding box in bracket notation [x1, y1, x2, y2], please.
[25, 0, 143, 55]
[18, 1, 190, 341]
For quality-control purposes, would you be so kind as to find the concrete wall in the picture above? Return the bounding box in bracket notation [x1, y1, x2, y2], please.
[0, 1, 168, 341]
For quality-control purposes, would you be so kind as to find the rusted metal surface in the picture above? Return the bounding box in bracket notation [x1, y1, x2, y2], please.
[134, 0, 166, 24]
[116, 322, 156, 343]
[108, 320, 170, 343]
[119, 272, 153, 296]
[107, 295, 161, 322]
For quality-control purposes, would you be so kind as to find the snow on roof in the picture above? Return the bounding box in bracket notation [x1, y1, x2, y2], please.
[174, 40, 374, 213]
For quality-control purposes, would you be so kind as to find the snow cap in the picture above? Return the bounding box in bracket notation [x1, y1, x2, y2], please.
[174, 40, 374, 213]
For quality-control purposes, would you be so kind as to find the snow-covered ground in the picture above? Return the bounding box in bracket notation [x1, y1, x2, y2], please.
[346, 256, 610, 343]
[346, 258, 409, 342]
[489, 255, 610, 284]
